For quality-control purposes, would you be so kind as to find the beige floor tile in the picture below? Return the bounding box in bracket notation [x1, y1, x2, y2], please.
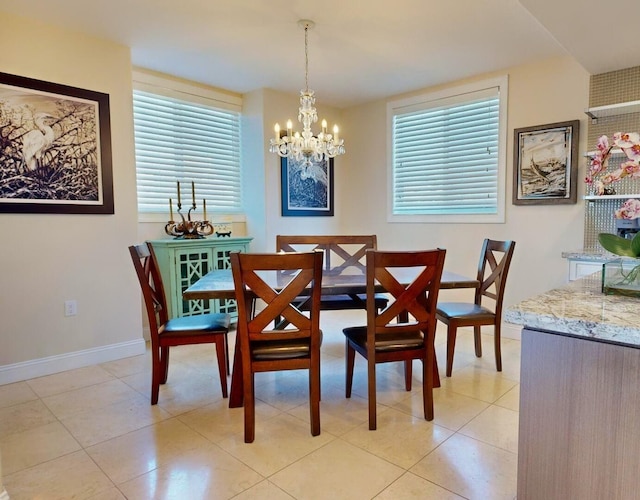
[178, 398, 280, 443]
[118, 443, 264, 499]
[0, 399, 56, 439]
[87, 487, 127, 499]
[217, 413, 335, 477]
[495, 384, 520, 411]
[42, 379, 144, 419]
[342, 407, 453, 469]
[3, 450, 114, 499]
[100, 353, 149, 378]
[270, 439, 404, 500]
[233, 480, 296, 499]
[459, 404, 519, 453]
[60, 394, 172, 447]
[0, 382, 39, 409]
[410, 433, 518, 499]
[0, 421, 81, 475]
[393, 383, 490, 431]
[440, 364, 518, 403]
[26, 365, 115, 398]
[287, 384, 370, 436]
[86, 417, 211, 484]
[253, 370, 316, 411]
[375, 471, 465, 499]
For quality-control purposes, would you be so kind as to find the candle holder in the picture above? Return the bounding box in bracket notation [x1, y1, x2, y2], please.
[165, 205, 213, 239]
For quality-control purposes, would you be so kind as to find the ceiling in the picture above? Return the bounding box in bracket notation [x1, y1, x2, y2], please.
[2, 0, 639, 108]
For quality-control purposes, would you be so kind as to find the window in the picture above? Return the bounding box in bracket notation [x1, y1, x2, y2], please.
[133, 72, 242, 216]
[388, 76, 508, 223]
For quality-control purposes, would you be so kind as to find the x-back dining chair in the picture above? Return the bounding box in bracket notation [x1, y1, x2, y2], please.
[436, 238, 516, 377]
[276, 235, 388, 312]
[343, 248, 446, 430]
[231, 250, 323, 443]
[129, 242, 230, 405]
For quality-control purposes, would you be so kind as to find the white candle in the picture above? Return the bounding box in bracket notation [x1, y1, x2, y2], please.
[287, 119, 293, 138]
[274, 123, 280, 140]
[322, 119, 327, 134]
[333, 125, 339, 143]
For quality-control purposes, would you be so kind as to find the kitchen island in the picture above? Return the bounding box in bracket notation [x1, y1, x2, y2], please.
[505, 273, 640, 499]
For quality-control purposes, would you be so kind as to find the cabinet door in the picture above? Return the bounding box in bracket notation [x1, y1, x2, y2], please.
[174, 247, 214, 316]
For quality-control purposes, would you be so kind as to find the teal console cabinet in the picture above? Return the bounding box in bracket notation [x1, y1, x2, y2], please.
[149, 237, 252, 320]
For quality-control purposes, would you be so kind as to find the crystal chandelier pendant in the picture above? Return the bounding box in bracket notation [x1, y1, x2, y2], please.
[269, 20, 345, 166]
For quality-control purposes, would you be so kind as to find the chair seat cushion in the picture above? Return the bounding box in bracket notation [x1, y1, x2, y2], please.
[160, 313, 230, 336]
[436, 302, 495, 321]
[343, 326, 424, 352]
[252, 330, 323, 360]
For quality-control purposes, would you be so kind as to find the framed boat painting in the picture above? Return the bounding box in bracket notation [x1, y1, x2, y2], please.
[281, 156, 334, 216]
[513, 120, 579, 205]
[0, 71, 114, 214]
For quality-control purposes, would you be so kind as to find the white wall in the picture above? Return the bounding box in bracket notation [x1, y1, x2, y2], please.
[337, 56, 590, 306]
[0, 13, 144, 383]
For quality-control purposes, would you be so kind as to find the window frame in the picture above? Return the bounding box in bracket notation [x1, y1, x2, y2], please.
[386, 75, 508, 224]
[132, 70, 243, 222]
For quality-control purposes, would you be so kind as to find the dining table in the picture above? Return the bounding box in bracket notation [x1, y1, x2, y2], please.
[183, 267, 480, 408]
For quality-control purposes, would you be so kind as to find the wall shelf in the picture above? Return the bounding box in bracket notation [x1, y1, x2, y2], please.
[584, 194, 640, 201]
[585, 100, 640, 122]
[584, 148, 624, 157]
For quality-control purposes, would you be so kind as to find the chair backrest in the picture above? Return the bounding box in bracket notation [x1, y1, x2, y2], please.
[475, 239, 516, 314]
[129, 242, 169, 337]
[366, 249, 446, 346]
[276, 235, 376, 276]
[231, 251, 324, 355]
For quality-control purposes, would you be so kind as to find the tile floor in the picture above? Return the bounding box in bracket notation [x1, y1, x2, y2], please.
[0, 310, 520, 499]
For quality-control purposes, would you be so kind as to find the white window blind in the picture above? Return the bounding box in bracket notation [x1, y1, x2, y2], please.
[133, 89, 242, 213]
[388, 77, 507, 223]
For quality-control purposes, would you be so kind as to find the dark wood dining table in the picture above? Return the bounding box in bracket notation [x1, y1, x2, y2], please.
[183, 268, 480, 408]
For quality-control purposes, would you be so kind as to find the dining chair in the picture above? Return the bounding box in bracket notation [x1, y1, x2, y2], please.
[231, 250, 323, 443]
[436, 239, 516, 377]
[129, 242, 230, 405]
[343, 248, 446, 430]
[275, 235, 388, 311]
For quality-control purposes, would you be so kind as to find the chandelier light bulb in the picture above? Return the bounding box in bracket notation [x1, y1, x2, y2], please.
[269, 19, 345, 166]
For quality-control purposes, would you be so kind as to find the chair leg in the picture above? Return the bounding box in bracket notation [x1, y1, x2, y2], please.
[151, 349, 161, 405]
[345, 341, 355, 398]
[424, 345, 434, 421]
[160, 346, 170, 384]
[368, 358, 377, 431]
[494, 323, 502, 372]
[446, 325, 457, 377]
[224, 334, 230, 376]
[215, 336, 228, 398]
[243, 372, 255, 443]
[309, 357, 321, 437]
[404, 360, 412, 391]
[474, 326, 482, 357]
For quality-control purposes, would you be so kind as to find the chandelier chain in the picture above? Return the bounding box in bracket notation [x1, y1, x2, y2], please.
[304, 24, 309, 93]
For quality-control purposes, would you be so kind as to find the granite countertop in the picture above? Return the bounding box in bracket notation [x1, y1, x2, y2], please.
[505, 273, 640, 347]
[561, 249, 619, 262]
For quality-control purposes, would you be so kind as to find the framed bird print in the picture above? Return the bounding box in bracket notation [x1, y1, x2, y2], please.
[0, 71, 113, 214]
[512, 120, 579, 205]
[281, 156, 334, 216]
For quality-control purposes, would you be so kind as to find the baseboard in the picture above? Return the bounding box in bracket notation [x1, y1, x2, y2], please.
[0, 339, 146, 386]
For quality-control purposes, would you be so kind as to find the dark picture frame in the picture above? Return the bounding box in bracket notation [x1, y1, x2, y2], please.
[281, 156, 334, 216]
[512, 120, 579, 205]
[0, 71, 114, 214]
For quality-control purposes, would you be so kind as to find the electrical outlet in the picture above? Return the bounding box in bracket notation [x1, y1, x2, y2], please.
[64, 300, 77, 317]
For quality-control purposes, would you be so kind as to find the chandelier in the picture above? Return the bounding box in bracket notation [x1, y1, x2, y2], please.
[269, 20, 345, 166]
